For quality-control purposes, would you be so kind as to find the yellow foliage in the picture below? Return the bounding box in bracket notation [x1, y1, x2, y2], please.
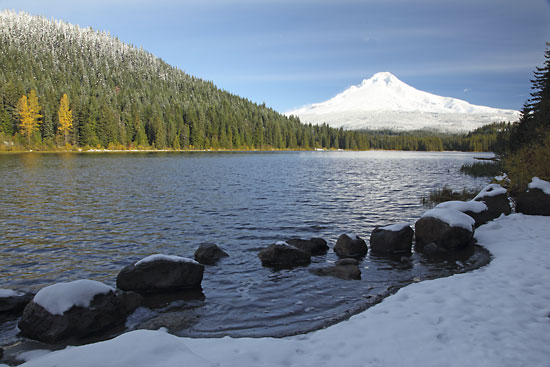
[58, 93, 73, 145]
[504, 132, 550, 193]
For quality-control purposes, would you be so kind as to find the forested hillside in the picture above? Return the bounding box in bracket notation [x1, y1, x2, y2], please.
[0, 11, 502, 151]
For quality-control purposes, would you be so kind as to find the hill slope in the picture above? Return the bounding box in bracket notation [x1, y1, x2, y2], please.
[287, 72, 519, 133]
[0, 10, 330, 150]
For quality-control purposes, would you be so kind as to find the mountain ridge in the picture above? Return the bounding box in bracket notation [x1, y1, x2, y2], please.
[287, 72, 520, 133]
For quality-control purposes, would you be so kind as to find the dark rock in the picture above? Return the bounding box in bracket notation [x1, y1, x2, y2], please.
[286, 238, 328, 255]
[335, 258, 359, 266]
[0, 290, 34, 320]
[334, 234, 368, 258]
[422, 242, 449, 257]
[117, 256, 204, 293]
[0, 347, 3, 360]
[370, 225, 413, 255]
[18, 290, 141, 344]
[310, 264, 361, 280]
[516, 188, 550, 216]
[258, 244, 311, 269]
[473, 184, 511, 223]
[415, 214, 474, 251]
[194, 243, 229, 265]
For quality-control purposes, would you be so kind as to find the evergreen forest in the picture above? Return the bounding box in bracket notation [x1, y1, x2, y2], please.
[0, 11, 514, 152]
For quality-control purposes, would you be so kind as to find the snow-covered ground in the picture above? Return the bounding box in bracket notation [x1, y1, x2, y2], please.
[14, 214, 550, 367]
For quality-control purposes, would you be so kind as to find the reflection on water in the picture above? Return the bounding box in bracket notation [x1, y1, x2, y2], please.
[0, 151, 492, 338]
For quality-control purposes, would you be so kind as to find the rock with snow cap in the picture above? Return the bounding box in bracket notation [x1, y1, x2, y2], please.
[370, 223, 413, 255]
[435, 200, 489, 228]
[194, 243, 229, 265]
[473, 184, 511, 223]
[415, 208, 475, 251]
[516, 177, 550, 216]
[0, 289, 34, 321]
[334, 234, 368, 258]
[117, 254, 204, 293]
[18, 280, 141, 343]
[285, 237, 329, 255]
[258, 243, 311, 269]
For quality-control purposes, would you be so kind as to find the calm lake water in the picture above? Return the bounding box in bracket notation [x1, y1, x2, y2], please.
[0, 151, 492, 340]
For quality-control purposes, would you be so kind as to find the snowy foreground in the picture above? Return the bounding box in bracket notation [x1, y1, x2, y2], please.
[15, 214, 550, 367]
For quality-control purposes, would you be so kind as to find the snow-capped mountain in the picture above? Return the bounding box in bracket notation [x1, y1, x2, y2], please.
[286, 72, 520, 133]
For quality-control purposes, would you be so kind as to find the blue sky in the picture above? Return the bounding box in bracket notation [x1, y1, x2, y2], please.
[2, 0, 549, 112]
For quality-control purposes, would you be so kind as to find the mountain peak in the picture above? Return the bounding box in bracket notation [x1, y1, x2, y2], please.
[286, 72, 520, 133]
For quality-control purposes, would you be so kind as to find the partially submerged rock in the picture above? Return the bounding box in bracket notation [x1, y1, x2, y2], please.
[310, 264, 361, 280]
[473, 184, 511, 223]
[0, 289, 34, 320]
[370, 223, 413, 255]
[516, 177, 550, 216]
[335, 258, 359, 266]
[194, 243, 229, 265]
[415, 208, 475, 251]
[258, 243, 311, 269]
[334, 234, 368, 258]
[18, 280, 140, 344]
[117, 254, 204, 293]
[435, 200, 488, 228]
[286, 237, 328, 255]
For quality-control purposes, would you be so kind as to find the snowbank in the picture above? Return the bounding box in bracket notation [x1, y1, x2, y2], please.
[435, 200, 487, 213]
[135, 254, 198, 266]
[33, 280, 115, 316]
[420, 208, 475, 231]
[379, 223, 411, 232]
[20, 214, 550, 367]
[528, 177, 550, 195]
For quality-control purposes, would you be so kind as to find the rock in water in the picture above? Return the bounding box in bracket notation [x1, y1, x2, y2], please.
[370, 224, 413, 255]
[310, 264, 361, 280]
[117, 254, 204, 293]
[415, 209, 474, 251]
[0, 289, 34, 321]
[258, 244, 311, 269]
[285, 238, 329, 255]
[18, 281, 140, 344]
[194, 243, 229, 265]
[334, 234, 368, 258]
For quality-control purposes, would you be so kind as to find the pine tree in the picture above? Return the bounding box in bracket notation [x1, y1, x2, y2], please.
[57, 93, 73, 146]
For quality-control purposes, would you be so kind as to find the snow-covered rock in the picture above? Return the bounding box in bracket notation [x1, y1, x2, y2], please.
[286, 72, 519, 133]
[473, 184, 511, 222]
[516, 177, 550, 216]
[0, 289, 33, 319]
[117, 254, 205, 293]
[285, 237, 329, 255]
[435, 200, 489, 227]
[18, 280, 140, 343]
[415, 208, 475, 251]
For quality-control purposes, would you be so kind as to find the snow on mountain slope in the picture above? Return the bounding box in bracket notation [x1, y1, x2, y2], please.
[286, 72, 520, 132]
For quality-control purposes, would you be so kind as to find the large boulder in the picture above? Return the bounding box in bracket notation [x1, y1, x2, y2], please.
[516, 177, 550, 216]
[0, 289, 34, 321]
[370, 223, 413, 255]
[194, 243, 229, 265]
[117, 254, 204, 293]
[415, 208, 475, 251]
[285, 237, 328, 255]
[310, 264, 361, 280]
[258, 243, 311, 269]
[18, 280, 140, 344]
[473, 184, 511, 223]
[435, 200, 489, 228]
[334, 234, 368, 258]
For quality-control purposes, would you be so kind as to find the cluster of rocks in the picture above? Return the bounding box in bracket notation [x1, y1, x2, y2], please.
[1, 243, 229, 345]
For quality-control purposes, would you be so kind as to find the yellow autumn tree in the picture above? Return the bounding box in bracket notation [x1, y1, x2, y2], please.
[57, 94, 73, 146]
[17, 90, 42, 145]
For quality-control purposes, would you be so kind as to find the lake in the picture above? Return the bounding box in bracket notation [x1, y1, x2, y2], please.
[0, 150, 492, 341]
